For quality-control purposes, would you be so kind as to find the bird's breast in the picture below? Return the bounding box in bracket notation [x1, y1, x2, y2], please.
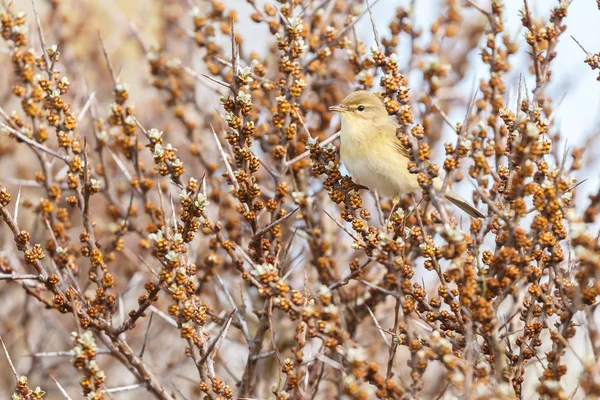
[340, 126, 419, 198]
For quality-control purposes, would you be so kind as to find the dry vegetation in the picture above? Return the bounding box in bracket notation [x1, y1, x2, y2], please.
[1, 0, 600, 399]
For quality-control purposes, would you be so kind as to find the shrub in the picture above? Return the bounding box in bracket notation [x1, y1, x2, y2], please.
[1, 1, 599, 399]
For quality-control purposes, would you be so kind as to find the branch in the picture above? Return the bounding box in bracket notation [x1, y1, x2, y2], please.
[0, 335, 18, 381]
[254, 207, 299, 238]
[0, 122, 69, 162]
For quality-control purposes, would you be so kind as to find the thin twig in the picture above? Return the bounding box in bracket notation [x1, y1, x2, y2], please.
[184, 66, 231, 89]
[285, 132, 340, 167]
[249, 350, 276, 361]
[294, 107, 313, 140]
[254, 207, 299, 238]
[466, 0, 491, 15]
[366, 0, 381, 48]
[210, 125, 240, 191]
[304, 0, 382, 69]
[322, 209, 365, 247]
[365, 305, 391, 347]
[214, 274, 252, 343]
[198, 311, 234, 365]
[570, 35, 589, 55]
[31, 0, 52, 79]
[103, 383, 148, 393]
[148, 306, 178, 328]
[77, 92, 96, 122]
[0, 335, 18, 380]
[1, 122, 69, 162]
[139, 312, 154, 358]
[0, 273, 42, 281]
[13, 185, 21, 222]
[358, 279, 399, 298]
[328, 259, 373, 291]
[98, 32, 118, 87]
[50, 375, 74, 400]
[30, 349, 111, 358]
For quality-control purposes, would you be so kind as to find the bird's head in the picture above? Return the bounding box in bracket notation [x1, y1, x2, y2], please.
[329, 91, 388, 125]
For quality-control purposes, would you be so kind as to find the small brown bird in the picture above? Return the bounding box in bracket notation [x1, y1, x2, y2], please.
[329, 90, 485, 218]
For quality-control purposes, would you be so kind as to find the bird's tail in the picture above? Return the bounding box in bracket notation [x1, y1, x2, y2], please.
[445, 190, 485, 219]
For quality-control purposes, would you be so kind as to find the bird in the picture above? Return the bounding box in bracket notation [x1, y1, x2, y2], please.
[329, 90, 485, 219]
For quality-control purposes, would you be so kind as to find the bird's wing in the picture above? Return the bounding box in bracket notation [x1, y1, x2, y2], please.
[377, 117, 432, 167]
[376, 118, 413, 159]
[392, 139, 412, 159]
[391, 137, 433, 168]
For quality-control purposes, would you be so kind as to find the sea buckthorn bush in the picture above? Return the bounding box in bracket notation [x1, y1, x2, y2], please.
[1, 1, 600, 399]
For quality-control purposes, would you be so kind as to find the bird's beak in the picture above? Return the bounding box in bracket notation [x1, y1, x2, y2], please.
[328, 105, 347, 112]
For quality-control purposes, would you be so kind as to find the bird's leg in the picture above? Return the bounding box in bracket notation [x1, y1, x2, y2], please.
[373, 190, 385, 227]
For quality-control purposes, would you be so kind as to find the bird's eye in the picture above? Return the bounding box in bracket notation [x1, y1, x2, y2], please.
[357, 105, 365, 111]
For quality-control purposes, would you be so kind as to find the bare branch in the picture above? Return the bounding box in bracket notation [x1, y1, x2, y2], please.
[0, 122, 69, 162]
[285, 132, 340, 167]
[98, 31, 118, 87]
[254, 207, 298, 238]
[50, 375, 74, 400]
[0, 335, 18, 381]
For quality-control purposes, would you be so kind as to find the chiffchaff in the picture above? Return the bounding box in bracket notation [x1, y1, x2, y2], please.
[329, 90, 485, 218]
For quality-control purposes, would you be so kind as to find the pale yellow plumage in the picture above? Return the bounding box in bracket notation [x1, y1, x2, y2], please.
[330, 90, 485, 219]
